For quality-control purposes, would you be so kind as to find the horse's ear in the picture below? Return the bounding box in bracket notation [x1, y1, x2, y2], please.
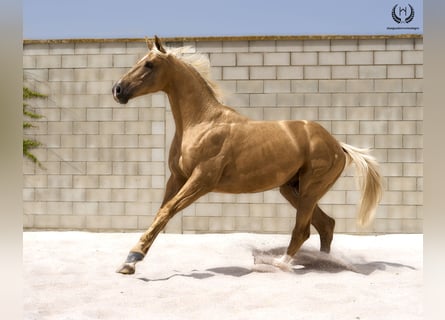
[154, 35, 167, 53]
[145, 36, 154, 51]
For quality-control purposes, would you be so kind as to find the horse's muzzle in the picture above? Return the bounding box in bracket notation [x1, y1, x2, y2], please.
[112, 82, 129, 104]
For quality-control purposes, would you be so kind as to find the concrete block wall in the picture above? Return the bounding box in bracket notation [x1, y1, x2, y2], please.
[23, 35, 423, 234]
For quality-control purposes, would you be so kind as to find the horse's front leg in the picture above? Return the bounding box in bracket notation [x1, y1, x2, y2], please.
[116, 167, 216, 274]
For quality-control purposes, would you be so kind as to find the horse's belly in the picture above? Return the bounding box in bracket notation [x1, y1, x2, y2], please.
[214, 151, 303, 193]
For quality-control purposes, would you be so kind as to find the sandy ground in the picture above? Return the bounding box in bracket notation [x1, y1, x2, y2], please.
[23, 232, 422, 320]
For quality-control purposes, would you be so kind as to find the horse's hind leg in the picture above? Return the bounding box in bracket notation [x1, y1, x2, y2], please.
[280, 183, 335, 253]
[312, 205, 335, 253]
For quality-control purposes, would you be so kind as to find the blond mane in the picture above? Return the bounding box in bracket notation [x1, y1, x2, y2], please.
[166, 46, 224, 103]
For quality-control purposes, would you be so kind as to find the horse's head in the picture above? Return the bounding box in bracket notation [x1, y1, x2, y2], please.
[112, 36, 170, 104]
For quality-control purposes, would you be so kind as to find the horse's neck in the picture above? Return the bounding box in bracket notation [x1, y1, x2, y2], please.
[164, 62, 224, 132]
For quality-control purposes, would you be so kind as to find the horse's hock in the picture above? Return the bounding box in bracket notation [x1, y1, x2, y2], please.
[23, 35, 423, 234]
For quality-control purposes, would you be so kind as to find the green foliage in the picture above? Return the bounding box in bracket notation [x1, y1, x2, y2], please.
[23, 87, 46, 166]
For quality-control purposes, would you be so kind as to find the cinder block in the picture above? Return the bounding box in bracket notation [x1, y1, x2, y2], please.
[346, 106, 373, 120]
[374, 79, 402, 93]
[250, 66, 276, 80]
[264, 52, 290, 66]
[24, 175, 48, 188]
[34, 215, 60, 228]
[236, 53, 263, 66]
[374, 51, 401, 65]
[291, 107, 318, 120]
[61, 135, 86, 148]
[304, 93, 331, 107]
[183, 217, 209, 231]
[388, 149, 417, 162]
[402, 219, 422, 233]
[319, 107, 346, 120]
[250, 93, 276, 107]
[388, 65, 415, 79]
[403, 135, 422, 148]
[319, 80, 346, 93]
[196, 41, 222, 53]
[402, 79, 423, 93]
[86, 215, 112, 229]
[319, 52, 345, 65]
[24, 43, 49, 55]
[358, 39, 386, 51]
[332, 66, 359, 79]
[73, 202, 98, 215]
[235, 217, 263, 232]
[331, 93, 360, 107]
[222, 40, 249, 53]
[291, 80, 318, 93]
[403, 163, 423, 177]
[304, 66, 331, 79]
[277, 93, 304, 107]
[222, 67, 249, 80]
[291, 52, 317, 65]
[208, 193, 236, 203]
[403, 191, 423, 205]
[387, 38, 414, 50]
[346, 80, 374, 93]
[277, 66, 303, 80]
[332, 121, 359, 134]
[196, 203, 222, 217]
[264, 80, 291, 93]
[237, 80, 263, 93]
[210, 53, 236, 66]
[75, 43, 101, 54]
[249, 203, 276, 217]
[303, 40, 330, 52]
[331, 40, 358, 51]
[49, 69, 74, 82]
[402, 51, 423, 65]
[276, 40, 303, 52]
[375, 135, 403, 148]
[59, 215, 85, 229]
[46, 202, 72, 215]
[221, 203, 250, 217]
[62, 55, 88, 68]
[249, 40, 275, 52]
[111, 216, 138, 230]
[36, 55, 61, 68]
[388, 121, 417, 134]
[264, 107, 290, 120]
[73, 68, 100, 82]
[48, 175, 72, 188]
[389, 177, 418, 191]
[100, 43, 127, 54]
[87, 54, 113, 68]
[262, 217, 292, 233]
[113, 54, 139, 68]
[346, 52, 373, 65]
[359, 120, 387, 134]
[209, 217, 235, 231]
[359, 66, 386, 79]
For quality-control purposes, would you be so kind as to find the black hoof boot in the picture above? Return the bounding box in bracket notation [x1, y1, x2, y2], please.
[116, 252, 145, 275]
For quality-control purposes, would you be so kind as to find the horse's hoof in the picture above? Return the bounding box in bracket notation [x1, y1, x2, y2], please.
[272, 255, 294, 272]
[116, 251, 145, 274]
[116, 262, 136, 275]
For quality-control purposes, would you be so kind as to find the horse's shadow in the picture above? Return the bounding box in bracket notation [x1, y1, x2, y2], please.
[137, 266, 251, 282]
[137, 246, 416, 282]
[252, 246, 417, 276]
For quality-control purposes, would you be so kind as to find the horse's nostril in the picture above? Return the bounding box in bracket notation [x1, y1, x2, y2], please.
[113, 84, 122, 96]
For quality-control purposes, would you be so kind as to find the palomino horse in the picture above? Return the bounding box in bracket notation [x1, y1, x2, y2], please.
[112, 36, 382, 274]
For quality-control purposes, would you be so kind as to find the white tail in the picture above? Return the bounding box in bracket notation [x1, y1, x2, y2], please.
[340, 142, 383, 226]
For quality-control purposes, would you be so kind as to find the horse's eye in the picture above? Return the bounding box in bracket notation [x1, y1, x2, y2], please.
[144, 61, 154, 69]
